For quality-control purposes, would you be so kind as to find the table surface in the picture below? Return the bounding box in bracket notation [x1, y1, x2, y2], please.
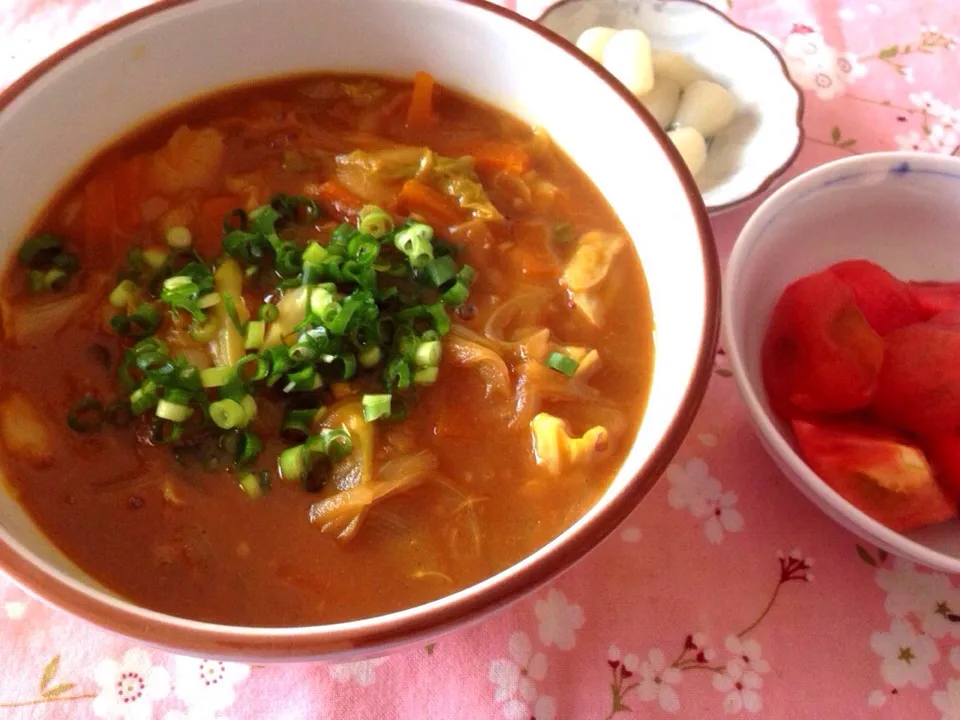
[1, 0, 960, 718]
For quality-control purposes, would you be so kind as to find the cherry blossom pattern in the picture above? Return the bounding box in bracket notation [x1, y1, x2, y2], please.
[933, 679, 960, 720]
[867, 556, 960, 708]
[0, 654, 96, 710]
[888, 91, 960, 154]
[92, 648, 171, 720]
[488, 631, 555, 720]
[895, 130, 934, 152]
[710, 636, 771, 715]
[604, 552, 811, 717]
[328, 657, 387, 687]
[170, 656, 250, 718]
[713, 663, 763, 715]
[778, 24, 866, 100]
[666, 458, 744, 545]
[861, 25, 957, 80]
[606, 645, 682, 717]
[534, 589, 584, 651]
[876, 558, 960, 639]
[870, 618, 939, 689]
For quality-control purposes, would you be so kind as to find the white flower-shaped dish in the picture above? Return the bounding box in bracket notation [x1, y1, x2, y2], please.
[538, 0, 804, 213]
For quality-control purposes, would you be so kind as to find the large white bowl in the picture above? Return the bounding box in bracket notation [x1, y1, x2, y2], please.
[0, 0, 719, 659]
[725, 151, 960, 574]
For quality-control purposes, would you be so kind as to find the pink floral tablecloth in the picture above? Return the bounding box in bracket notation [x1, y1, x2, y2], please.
[1, 0, 960, 717]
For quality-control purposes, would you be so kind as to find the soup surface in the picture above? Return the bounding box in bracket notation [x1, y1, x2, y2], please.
[0, 73, 652, 626]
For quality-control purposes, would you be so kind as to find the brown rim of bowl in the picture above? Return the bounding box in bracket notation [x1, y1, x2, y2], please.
[0, 0, 720, 659]
[537, 0, 807, 214]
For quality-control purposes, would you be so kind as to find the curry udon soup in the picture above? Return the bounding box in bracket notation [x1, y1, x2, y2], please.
[0, 72, 653, 626]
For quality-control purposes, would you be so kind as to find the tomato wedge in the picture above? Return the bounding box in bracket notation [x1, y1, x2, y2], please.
[923, 432, 960, 503]
[907, 281, 960, 319]
[873, 322, 960, 435]
[792, 419, 956, 533]
[828, 260, 923, 336]
[762, 270, 884, 415]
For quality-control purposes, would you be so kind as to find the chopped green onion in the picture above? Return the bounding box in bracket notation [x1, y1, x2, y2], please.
[109, 280, 138, 309]
[223, 292, 244, 331]
[414, 340, 442, 368]
[142, 248, 168, 270]
[166, 225, 193, 249]
[209, 399, 245, 429]
[441, 280, 470, 306]
[163, 275, 193, 291]
[245, 320, 266, 350]
[17, 234, 63, 269]
[156, 399, 194, 423]
[546, 351, 579, 377]
[198, 292, 221, 309]
[238, 472, 263, 499]
[28, 270, 45, 294]
[358, 346, 382, 369]
[414, 366, 439, 385]
[358, 205, 394, 239]
[240, 395, 257, 424]
[310, 286, 336, 316]
[362, 394, 392, 422]
[52, 252, 80, 274]
[189, 316, 220, 342]
[130, 382, 159, 415]
[67, 396, 104, 433]
[317, 428, 353, 460]
[112, 303, 162, 339]
[236, 431, 263, 464]
[424, 256, 458, 288]
[258, 303, 279, 322]
[302, 242, 328, 265]
[278, 445, 309, 482]
[43, 268, 69, 291]
[200, 366, 234, 388]
[283, 366, 321, 393]
[281, 407, 324, 441]
[394, 223, 434, 268]
[237, 353, 271, 383]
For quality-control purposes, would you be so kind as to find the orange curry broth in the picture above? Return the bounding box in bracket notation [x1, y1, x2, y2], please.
[0, 74, 653, 626]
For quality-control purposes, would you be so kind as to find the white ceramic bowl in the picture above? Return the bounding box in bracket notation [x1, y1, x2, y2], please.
[538, 0, 804, 214]
[0, 0, 720, 660]
[725, 151, 960, 573]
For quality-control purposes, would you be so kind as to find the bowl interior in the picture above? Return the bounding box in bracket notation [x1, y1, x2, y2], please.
[538, 0, 803, 211]
[0, 0, 715, 653]
[726, 153, 960, 572]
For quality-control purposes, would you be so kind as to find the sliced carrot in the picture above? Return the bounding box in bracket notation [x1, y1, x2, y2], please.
[82, 172, 117, 255]
[406, 70, 438, 131]
[397, 179, 464, 229]
[113, 155, 148, 234]
[198, 196, 240, 258]
[505, 221, 560, 278]
[460, 141, 531, 175]
[306, 180, 365, 224]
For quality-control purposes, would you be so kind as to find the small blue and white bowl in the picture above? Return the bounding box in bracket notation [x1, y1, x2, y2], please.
[724, 151, 960, 573]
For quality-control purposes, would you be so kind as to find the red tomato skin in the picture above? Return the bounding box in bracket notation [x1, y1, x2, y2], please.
[923, 432, 960, 503]
[792, 419, 957, 533]
[907, 281, 960, 319]
[828, 260, 923, 336]
[873, 323, 960, 435]
[762, 271, 884, 416]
